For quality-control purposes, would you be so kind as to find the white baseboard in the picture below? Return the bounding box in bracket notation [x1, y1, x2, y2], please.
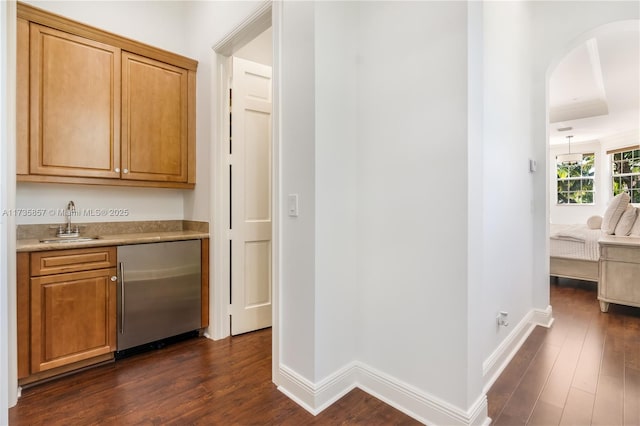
[531, 305, 554, 328]
[356, 363, 489, 426]
[278, 362, 490, 425]
[276, 307, 555, 425]
[277, 363, 357, 415]
[482, 305, 554, 394]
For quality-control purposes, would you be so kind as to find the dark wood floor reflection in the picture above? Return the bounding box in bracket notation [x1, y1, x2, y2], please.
[488, 278, 640, 426]
[9, 328, 420, 425]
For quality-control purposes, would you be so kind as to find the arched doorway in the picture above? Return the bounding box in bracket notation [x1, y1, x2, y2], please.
[535, 17, 640, 313]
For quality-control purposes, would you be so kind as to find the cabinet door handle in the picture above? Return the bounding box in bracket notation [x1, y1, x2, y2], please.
[110, 276, 117, 281]
[123, 169, 129, 174]
[115, 168, 120, 173]
[119, 262, 125, 333]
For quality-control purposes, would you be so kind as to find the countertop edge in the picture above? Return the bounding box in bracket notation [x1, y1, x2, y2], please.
[17, 231, 210, 252]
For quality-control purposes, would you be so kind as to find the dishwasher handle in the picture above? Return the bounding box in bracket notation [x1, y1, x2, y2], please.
[119, 262, 125, 334]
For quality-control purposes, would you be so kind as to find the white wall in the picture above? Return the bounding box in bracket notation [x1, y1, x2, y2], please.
[466, 0, 485, 407]
[182, 0, 262, 223]
[478, 0, 535, 392]
[314, 1, 358, 382]
[279, 1, 317, 381]
[23, 1, 189, 56]
[235, 27, 272, 67]
[356, 1, 470, 409]
[277, 2, 475, 417]
[16, 183, 185, 224]
[297, 0, 639, 419]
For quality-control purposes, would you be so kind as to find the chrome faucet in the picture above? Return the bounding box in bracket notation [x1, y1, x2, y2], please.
[57, 200, 79, 237]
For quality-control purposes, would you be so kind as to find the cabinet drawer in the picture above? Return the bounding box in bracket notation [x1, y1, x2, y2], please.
[601, 245, 640, 264]
[31, 247, 116, 276]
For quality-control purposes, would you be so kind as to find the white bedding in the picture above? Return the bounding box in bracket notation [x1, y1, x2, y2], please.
[550, 224, 603, 262]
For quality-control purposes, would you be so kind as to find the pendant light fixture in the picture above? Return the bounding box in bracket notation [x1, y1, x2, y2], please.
[556, 135, 582, 164]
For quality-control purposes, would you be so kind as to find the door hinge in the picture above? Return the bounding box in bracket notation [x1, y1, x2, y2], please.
[226, 154, 232, 166]
[227, 304, 233, 315]
[227, 229, 232, 240]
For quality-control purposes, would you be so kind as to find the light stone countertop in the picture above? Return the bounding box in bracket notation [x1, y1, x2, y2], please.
[17, 230, 209, 252]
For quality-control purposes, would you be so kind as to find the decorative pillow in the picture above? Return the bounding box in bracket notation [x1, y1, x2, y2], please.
[602, 193, 631, 234]
[631, 211, 640, 236]
[586, 215, 602, 229]
[614, 205, 637, 236]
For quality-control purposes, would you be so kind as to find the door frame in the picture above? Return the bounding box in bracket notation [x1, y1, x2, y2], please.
[210, 0, 281, 385]
[1, 0, 19, 415]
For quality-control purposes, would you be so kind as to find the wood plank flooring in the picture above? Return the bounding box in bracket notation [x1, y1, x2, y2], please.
[10, 278, 639, 425]
[489, 278, 640, 426]
[9, 329, 420, 425]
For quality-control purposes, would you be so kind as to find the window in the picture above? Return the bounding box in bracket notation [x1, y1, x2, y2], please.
[556, 153, 595, 204]
[611, 148, 640, 203]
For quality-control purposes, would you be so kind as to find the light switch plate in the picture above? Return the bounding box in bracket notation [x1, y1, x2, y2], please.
[529, 159, 537, 172]
[288, 194, 299, 217]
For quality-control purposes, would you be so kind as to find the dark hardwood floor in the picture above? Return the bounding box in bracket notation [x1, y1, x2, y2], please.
[489, 278, 640, 426]
[10, 279, 639, 425]
[9, 329, 420, 425]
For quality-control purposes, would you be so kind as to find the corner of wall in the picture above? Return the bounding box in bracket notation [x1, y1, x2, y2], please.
[276, 363, 358, 415]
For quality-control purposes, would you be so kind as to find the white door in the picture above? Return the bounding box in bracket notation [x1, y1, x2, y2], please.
[230, 56, 273, 335]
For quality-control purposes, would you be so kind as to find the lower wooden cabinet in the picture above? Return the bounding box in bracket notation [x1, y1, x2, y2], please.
[17, 240, 209, 385]
[31, 268, 117, 373]
[18, 247, 117, 384]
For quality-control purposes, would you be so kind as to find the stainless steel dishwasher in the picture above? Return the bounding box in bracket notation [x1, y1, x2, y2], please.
[116, 240, 201, 351]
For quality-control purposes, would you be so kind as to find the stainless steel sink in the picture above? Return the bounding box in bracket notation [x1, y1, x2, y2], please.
[39, 237, 100, 244]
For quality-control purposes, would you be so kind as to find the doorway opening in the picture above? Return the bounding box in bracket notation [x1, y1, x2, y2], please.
[228, 39, 273, 336]
[210, 1, 278, 351]
[545, 20, 639, 290]
[548, 21, 639, 224]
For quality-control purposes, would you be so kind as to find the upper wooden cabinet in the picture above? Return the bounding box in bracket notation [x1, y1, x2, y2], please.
[29, 24, 121, 179]
[122, 53, 189, 183]
[16, 3, 197, 189]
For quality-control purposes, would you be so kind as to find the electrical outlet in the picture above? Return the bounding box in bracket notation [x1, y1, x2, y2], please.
[496, 311, 509, 327]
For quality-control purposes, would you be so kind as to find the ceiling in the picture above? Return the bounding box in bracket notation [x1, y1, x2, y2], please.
[549, 26, 639, 146]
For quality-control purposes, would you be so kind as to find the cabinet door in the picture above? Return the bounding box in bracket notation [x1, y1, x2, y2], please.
[121, 52, 189, 182]
[30, 24, 121, 178]
[31, 268, 117, 373]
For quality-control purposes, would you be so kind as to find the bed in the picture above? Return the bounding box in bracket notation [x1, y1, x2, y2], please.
[550, 223, 602, 283]
[550, 192, 640, 312]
